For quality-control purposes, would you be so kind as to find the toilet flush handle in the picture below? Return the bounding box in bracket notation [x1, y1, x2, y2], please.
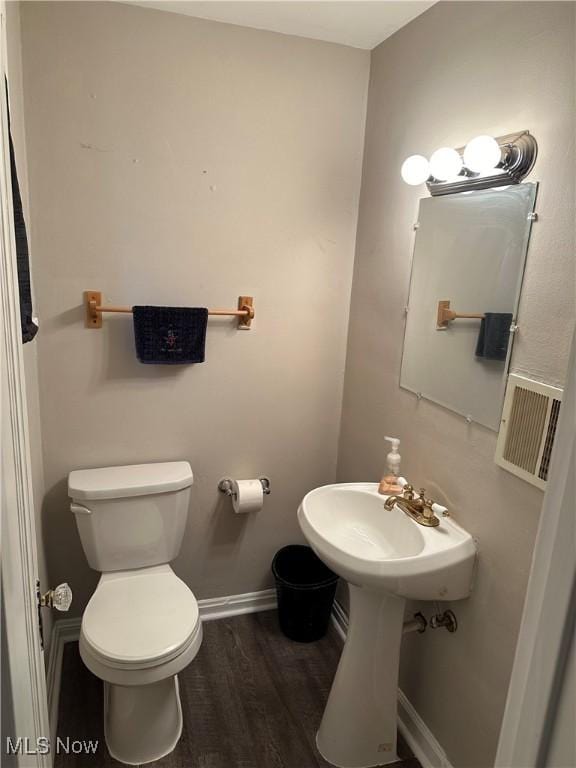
[70, 502, 92, 515]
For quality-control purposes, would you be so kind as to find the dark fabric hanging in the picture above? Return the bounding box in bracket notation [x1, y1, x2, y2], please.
[6, 83, 38, 343]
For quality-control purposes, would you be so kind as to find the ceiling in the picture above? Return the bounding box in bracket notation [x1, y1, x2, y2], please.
[127, 2, 435, 50]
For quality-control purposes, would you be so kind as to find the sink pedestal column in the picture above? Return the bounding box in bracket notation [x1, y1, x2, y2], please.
[317, 585, 405, 768]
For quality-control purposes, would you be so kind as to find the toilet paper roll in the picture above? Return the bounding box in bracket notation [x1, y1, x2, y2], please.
[231, 479, 264, 514]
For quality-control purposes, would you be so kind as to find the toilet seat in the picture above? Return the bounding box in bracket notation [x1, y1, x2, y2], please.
[81, 565, 200, 670]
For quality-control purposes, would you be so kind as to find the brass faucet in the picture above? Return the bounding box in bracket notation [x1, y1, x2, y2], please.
[383, 484, 440, 527]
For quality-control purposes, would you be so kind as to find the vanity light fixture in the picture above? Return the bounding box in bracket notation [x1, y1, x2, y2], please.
[401, 154, 430, 185]
[429, 147, 463, 181]
[401, 130, 538, 196]
[463, 135, 502, 173]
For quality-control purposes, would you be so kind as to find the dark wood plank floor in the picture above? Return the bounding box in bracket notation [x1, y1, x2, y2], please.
[55, 611, 420, 768]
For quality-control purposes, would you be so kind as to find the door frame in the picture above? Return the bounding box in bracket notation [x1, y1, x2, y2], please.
[495, 329, 575, 767]
[0, 1, 51, 765]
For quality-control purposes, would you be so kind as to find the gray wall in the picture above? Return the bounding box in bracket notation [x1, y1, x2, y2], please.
[18, 2, 369, 613]
[337, 3, 575, 767]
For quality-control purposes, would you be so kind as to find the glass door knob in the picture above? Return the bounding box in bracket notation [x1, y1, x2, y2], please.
[40, 582, 73, 611]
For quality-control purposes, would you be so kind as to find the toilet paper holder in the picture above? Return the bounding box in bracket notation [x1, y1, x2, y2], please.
[218, 477, 271, 497]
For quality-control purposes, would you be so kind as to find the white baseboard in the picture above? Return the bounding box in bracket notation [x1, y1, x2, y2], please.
[45, 617, 83, 744]
[397, 690, 452, 768]
[330, 598, 349, 641]
[48, 589, 451, 768]
[46, 587, 278, 741]
[199, 588, 277, 621]
[331, 599, 453, 768]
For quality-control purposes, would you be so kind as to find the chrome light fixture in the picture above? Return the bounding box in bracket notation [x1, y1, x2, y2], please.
[401, 131, 537, 196]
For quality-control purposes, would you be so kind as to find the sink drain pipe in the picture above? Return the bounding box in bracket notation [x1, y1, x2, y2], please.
[403, 611, 427, 634]
[403, 609, 458, 635]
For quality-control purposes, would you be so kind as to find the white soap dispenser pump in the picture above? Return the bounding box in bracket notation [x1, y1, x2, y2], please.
[378, 436, 403, 495]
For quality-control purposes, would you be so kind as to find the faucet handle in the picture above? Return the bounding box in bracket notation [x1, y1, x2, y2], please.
[403, 483, 414, 499]
[431, 501, 448, 517]
[419, 488, 442, 510]
[422, 498, 446, 526]
[422, 498, 435, 519]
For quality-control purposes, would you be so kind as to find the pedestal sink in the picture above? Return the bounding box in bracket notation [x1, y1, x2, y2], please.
[298, 483, 476, 768]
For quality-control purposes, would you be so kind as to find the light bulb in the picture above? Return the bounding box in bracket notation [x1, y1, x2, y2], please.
[463, 135, 501, 173]
[429, 147, 463, 181]
[401, 155, 430, 186]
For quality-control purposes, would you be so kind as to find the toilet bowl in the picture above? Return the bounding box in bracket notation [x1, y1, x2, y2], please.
[79, 566, 202, 764]
[69, 462, 200, 765]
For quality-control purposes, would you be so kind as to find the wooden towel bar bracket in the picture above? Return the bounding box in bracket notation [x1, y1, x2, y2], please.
[84, 291, 255, 330]
[436, 300, 484, 330]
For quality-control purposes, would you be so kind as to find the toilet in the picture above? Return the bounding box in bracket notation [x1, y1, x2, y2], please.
[68, 461, 202, 765]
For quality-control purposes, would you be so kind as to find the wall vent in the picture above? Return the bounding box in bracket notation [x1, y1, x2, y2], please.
[495, 374, 563, 489]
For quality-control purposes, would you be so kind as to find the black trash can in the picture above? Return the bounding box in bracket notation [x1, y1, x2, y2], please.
[272, 545, 338, 642]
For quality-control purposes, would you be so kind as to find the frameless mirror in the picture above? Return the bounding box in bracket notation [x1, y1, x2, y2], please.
[400, 183, 537, 430]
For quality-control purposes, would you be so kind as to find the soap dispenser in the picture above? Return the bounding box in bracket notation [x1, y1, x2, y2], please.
[378, 436, 403, 495]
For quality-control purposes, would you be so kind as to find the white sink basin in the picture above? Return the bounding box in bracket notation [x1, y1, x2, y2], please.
[298, 482, 476, 600]
[297, 483, 477, 768]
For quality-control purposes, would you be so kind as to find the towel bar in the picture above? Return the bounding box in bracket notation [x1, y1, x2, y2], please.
[436, 300, 484, 329]
[84, 291, 254, 330]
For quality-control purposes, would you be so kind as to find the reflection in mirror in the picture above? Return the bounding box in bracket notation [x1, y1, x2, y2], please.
[400, 183, 538, 430]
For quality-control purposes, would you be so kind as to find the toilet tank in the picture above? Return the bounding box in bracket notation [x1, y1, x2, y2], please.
[68, 462, 193, 572]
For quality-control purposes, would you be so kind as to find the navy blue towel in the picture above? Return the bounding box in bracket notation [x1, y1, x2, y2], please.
[475, 313, 513, 361]
[7, 82, 37, 343]
[132, 306, 208, 364]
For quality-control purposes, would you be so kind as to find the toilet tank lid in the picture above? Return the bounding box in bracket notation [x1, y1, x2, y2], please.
[68, 462, 193, 500]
